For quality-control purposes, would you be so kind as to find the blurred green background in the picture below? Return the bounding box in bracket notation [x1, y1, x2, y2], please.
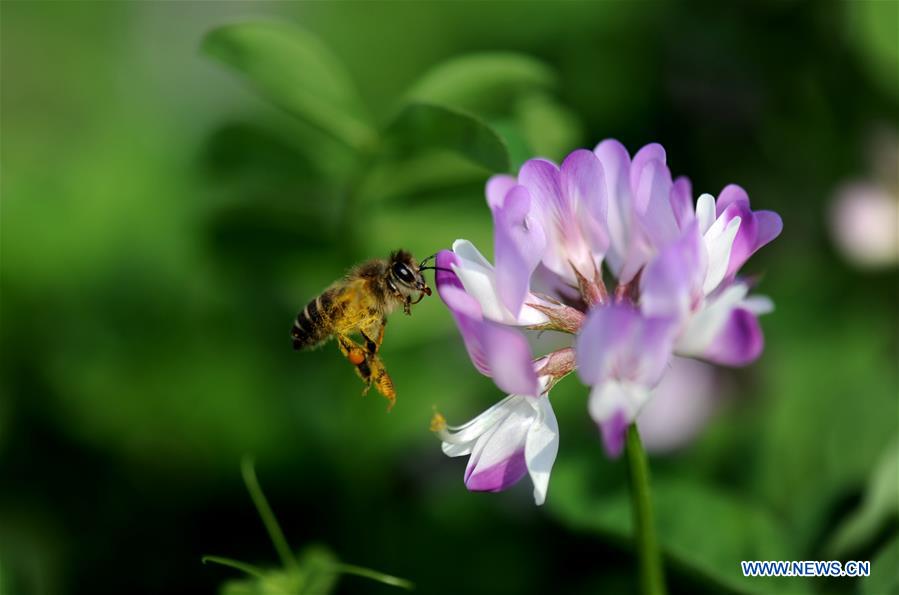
[2, 1, 897, 594]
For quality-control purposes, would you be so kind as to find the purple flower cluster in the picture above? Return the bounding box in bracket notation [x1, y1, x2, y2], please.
[431, 140, 782, 505]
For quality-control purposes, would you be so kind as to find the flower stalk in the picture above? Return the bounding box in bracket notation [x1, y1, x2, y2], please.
[241, 456, 298, 573]
[625, 423, 667, 595]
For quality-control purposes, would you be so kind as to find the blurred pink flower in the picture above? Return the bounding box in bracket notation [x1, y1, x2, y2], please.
[830, 183, 898, 268]
[829, 127, 899, 269]
[636, 357, 718, 453]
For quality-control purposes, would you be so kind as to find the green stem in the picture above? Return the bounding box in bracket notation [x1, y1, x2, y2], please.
[333, 563, 415, 591]
[625, 424, 667, 595]
[241, 456, 298, 573]
[202, 555, 268, 581]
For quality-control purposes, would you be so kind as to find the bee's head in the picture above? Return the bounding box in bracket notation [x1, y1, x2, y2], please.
[388, 250, 432, 306]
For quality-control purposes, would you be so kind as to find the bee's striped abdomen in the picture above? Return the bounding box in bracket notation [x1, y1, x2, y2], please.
[291, 290, 333, 350]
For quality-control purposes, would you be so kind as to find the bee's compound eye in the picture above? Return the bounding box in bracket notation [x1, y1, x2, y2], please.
[393, 263, 414, 283]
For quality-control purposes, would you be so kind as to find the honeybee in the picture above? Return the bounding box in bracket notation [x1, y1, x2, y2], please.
[291, 250, 436, 410]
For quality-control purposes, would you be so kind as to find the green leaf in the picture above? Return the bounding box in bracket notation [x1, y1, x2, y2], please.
[386, 103, 510, 173]
[847, 0, 899, 100]
[202, 21, 377, 151]
[488, 118, 532, 172]
[205, 557, 306, 595]
[548, 458, 810, 594]
[863, 534, 899, 595]
[296, 546, 340, 595]
[357, 150, 489, 205]
[405, 52, 556, 115]
[218, 569, 303, 595]
[826, 437, 899, 556]
[756, 315, 898, 547]
[514, 93, 584, 163]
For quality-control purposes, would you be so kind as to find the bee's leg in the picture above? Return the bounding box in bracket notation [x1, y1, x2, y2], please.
[361, 317, 387, 355]
[336, 334, 372, 395]
[375, 317, 387, 349]
[360, 331, 378, 356]
[360, 319, 394, 410]
[367, 354, 397, 411]
[336, 333, 366, 365]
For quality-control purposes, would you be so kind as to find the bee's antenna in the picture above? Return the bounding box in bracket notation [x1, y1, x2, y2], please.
[418, 253, 438, 268]
[419, 266, 454, 273]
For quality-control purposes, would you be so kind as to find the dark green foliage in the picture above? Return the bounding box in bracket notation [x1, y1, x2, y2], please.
[1, 2, 896, 594]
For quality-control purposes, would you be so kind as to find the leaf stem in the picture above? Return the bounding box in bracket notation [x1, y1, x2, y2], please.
[241, 456, 298, 572]
[333, 563, 415, 590]
[625, 424, 667, 595]
[201, 555, 267, 580]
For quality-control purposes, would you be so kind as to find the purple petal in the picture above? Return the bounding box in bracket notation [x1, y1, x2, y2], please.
[518, 158, 562, 217]
[486, 175, 517, 211]
[754, 210, 784, 250]
[629, 143, 679, 248]
[670, 176, 694, 230]
[481, 321, 539, 396]
[721, 202, 756, 276]
[629, 143, 666, 201]
[576, 305, 676, 387]
[634, 159, 679, 248]
[721, 200, 784, 277]
[640, 220, 706, 319]
[435, 250, 463, 291]
[702, 307, 764, 366]
[634, 316, 680, 386]
[562, 149, 609, 254]
[465, 449, 528, 492]
[438, 286, 491, 376]
[714, 183, 783, 276]
[594, 140, 634, 275]
[576, 305, 641, 386]
[436, 256, 539, 395]
[715, 184, 750, 216]
[593, 139, 632, 205]
[600, 409, 629, 458]
[493, 185, 546, 316]
[562, 149, 606, 219]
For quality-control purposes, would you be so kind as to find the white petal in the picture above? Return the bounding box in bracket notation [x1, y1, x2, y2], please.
[451, 240, 549, 326]
[525, 396, 559, 505]
[452, 239, 492, 268]
[440, 378, 552, 458]
[702, 216, 741, 295]
[441, 441, 475, 457]
[676, 284, 748, 355]
[461, 418, 504, 477]
[465, 398, 534, 477]
[439, 395, 519, 451]
[695, 193, 717, 235]
[587, 381, 649, 424]
[516, 296, 553, 326]
[741, 294, 774, 315]
[451, 259, 508, 324]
